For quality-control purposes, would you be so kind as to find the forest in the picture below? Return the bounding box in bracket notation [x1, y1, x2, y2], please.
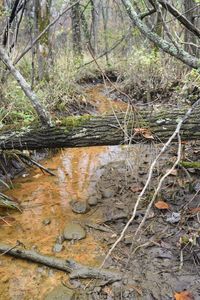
[0, 0, 200, 299]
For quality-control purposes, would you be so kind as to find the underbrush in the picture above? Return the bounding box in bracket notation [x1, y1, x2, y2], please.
[1, 47, 199, 129]
[0, 51, 97, 127]
[116, 48, 200, 105]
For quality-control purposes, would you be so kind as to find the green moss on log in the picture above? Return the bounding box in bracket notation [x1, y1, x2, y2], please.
[180, 161, 200, 169]
[59, 115, 91, 132]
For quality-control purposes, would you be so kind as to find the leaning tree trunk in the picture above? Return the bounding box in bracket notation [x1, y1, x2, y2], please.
[0, 106, 200, 150]
[0, 46, 51, 126]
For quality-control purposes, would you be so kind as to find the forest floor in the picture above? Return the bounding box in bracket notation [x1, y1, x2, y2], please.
[0, 82, 200, 300]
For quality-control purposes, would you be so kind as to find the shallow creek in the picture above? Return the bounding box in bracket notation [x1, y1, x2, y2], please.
[0, 84, 132, 299]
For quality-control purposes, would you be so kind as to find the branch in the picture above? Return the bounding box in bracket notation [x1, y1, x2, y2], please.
[139, 8, 156, 20]
[121, 0, 200, 69]
[0, 46, 51, 126]
[158, 0, 200, 39]
[0, 243, 122, 283]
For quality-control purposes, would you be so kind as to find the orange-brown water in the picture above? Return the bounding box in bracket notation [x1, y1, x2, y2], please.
[85, 84, 127, 114]
[0, 85, 129, 299]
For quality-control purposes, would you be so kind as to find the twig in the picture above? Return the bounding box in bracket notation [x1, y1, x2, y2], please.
[135, 133, 182, 237]
[17, 152, 56, 176]
[80, 31, 130, 68]
[0, 192, 22, 211]
[0, 241, 21, 256]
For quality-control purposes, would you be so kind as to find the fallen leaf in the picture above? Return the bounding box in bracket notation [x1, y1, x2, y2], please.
[102, 286, 114, 297]
[130, 185, 143, 193]
[166, 168, 178, 176]
[155, 200, 170, 210]
[189, 207, 200, 214]
[134, 128, 154, 140]
[174, 290, 194, 300]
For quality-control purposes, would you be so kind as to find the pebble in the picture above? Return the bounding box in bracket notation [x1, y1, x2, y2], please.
[63, 223, 86, 240]
[53, 243, 63, 253]
[70, 200, 89, 214]
[42, 219, 51, 226]
[102, 188, 115, 198]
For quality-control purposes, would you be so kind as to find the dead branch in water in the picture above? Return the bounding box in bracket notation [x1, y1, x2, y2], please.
[0, 243, 122, 283]
[0, 192, 22, 211]
[16, 151, 56, 176]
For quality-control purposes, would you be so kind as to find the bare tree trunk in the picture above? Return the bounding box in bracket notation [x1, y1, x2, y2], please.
[0, 46, 51, 126]
[90, 0, 98, 54]
[184, 0, 199, 57]
[70, 0, 82, 58]
[2, 0, 20, 47]
[102, 0, 110, 66]
[121, 0, 200, 69]
[34, 0, 52, 80]
[81, 10, 95, 54]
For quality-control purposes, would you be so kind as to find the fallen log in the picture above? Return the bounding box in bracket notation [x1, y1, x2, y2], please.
[0, 108, 200, 150]
[0, 243, 122, 283]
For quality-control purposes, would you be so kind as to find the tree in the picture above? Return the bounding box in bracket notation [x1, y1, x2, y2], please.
[0, 45, 51, 126]
[121, 0, 200, 69]
[70, 0, 83, 58]
[184, 0, 199, 57]
[34, 0, 52, 80]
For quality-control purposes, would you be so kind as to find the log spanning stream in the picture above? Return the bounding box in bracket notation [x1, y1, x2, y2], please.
[0, 84, 137, 299]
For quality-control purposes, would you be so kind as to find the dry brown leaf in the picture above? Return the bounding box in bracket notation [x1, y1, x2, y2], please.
[102, 286, 114, 297]
[189, 207, 200, 214]
[166, 168, 178, 176]
[174, 290, 194, 300]
[155, 200, 170, 210]
[130, 185, 143, 193]
[134, 128, 154, 140]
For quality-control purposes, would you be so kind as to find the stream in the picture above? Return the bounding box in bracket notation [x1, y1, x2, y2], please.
[1, 84, 200, 300]
[0, 84, 130, 299]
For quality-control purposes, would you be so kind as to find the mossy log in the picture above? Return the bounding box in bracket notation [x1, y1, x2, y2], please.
[0, 108, 200, 150]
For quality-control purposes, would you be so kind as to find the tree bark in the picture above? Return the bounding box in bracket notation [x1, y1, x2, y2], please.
[121, 0, 200, 69]
[0, 46, 51, 126]
[34, 0, 52, 80]
[70, 0, 82, 57]
[0, 107, 200, 150]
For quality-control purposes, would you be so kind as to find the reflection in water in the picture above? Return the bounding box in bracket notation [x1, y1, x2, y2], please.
[0, 144, 155, 299]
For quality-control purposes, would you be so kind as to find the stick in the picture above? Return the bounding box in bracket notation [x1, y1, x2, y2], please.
[0, 243, 121, 282]
[18, 152, 56, 176]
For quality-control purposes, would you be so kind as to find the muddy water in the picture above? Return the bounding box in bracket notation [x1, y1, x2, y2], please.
[85, 84, 127, 114]
[0, 141, 149, 299]
[0, 85, 136, 299]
